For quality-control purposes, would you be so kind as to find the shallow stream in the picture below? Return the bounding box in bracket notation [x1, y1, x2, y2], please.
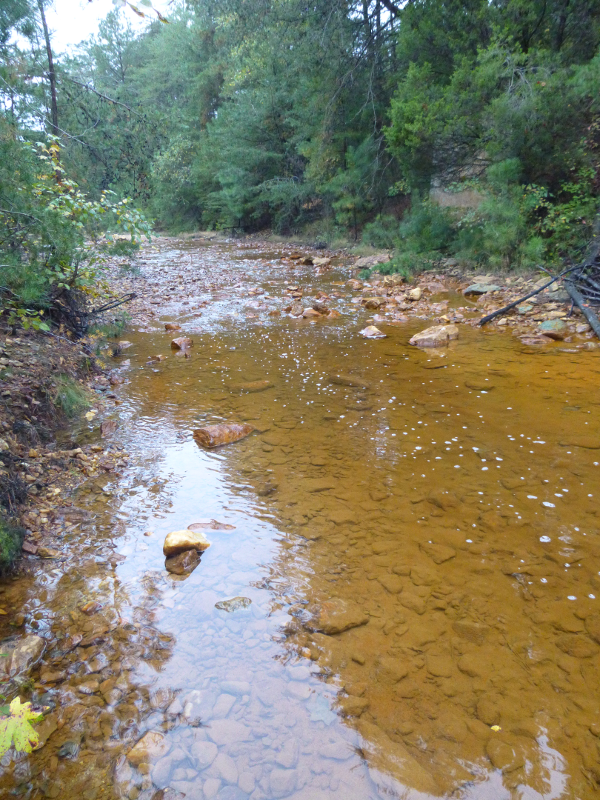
[2, 239, 600, 800]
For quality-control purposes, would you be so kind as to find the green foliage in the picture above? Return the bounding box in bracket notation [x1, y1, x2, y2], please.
[0, 697, 44, 758]
[0, 124, 151, 325]
[0, 518, 24, 573]
[51, 375, 90, 419]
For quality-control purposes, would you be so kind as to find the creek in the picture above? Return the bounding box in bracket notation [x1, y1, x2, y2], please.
[2, 238, 600, 800]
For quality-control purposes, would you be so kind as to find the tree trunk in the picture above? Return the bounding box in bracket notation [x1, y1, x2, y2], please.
[37, 0, 59, 137]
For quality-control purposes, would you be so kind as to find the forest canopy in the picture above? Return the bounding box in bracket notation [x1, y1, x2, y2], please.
[1, 0, 600, 281]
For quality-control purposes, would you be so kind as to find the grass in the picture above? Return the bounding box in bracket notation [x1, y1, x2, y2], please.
[89, 312, 130, 340]
[52, 374, 90, 419]
[0, 517, 24, 574]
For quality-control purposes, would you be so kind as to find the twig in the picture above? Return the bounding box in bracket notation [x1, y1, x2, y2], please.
[89, 293, 137, 315]
[62, 76, 142, 116]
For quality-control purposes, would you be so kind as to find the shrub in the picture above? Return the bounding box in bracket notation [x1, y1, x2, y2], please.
[0, 517, 24, 574]
[51, 375, 90, 419]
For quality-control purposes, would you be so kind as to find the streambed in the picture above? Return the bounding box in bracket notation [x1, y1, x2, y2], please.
[1, 238, 600, 800]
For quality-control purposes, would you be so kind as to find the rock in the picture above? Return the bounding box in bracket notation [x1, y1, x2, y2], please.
[165, 323, 181, 332]
[347, 279, 363, 290]
[100, 420, 117, 437]
[377, 657, 408, 682]
[377, 574, 403, 594]
[206, 719, 252, 745]
[453, 620, 488, 645]
[171, 336, 193, 349]
[585, 614, 600, 644]
[232, 380, 273, 393]
[463, 283, 502, 296]
[486, 738, 524, 772]
[9, 635, 45, 676]
[359, 325, 386, 339]
[0, 439, 9, 452]
[327, 373, 369, 389]
[556, 634, 598, 658]
[409, 324, 459, 347]
[302, 307, 322, 317]
[215, 597, 252, 612]
[127, 731, 170, 767]
[399, 593, 426, 615]
[357, 720, 439, 794]
[270, 768, 298, 798]
[163, 529, 211, 557]
[38, 547, 60, 559]
[538, 319, 568, 340]
[22, 541, 38, 555]
[420, 542, 456, 564]
[165, 549, 201, 575]
[214, 752, 238, 783]
[188, 520, 236, 531]
[363, 297, 385, 309]
[407, 287, 422, 301]
[337, 695, 369, 717]
[517, 303, 533, 314]
[426, 654, 454, 677]
[193, 423, 253, 448]
[327, 309, 342, 318]
[306, 598, 369, 634]
[190, 739, 218, 769]
[117, 340, 133, 349]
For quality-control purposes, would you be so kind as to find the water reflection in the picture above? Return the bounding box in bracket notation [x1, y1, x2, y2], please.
[1, 238, 600, 799]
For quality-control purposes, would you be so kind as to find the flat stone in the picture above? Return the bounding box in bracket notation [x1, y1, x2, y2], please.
[270, 768, 298, 798]
[171, 336, 193, 349]
[409, 324, 459, 347]
[420, 542, 456, 564]
[556, 634, 598, 658]
[220, 680, 251, 696]
[426, 654, 454, 677]
[327, 373, 369, 389]
[163, 529, 211, 557]
[206, 719, 252, 745]
[214, 752, 238, 783]
[215, 597, 252, 612]
[9, 635, 45, 676]
[453, 619, 488, 645]
[464, 283, 502, 295]
[127, 731, 170, 767]
[377, 574, 403, 594]
[190, 739, 218, 769]
[306, 598, 369, 635]
[377, 657, 409, 682]
[486, 738, 524, 772]
[538, 319, 568, 340]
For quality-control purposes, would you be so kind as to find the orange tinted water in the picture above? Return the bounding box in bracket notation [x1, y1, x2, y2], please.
[1, 239, 600, 800]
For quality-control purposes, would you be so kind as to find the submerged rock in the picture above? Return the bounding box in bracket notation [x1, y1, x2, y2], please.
[193, 422, 254, 448]
[127, 731, 170, 767]
[163, 529, 211, 557]
[164, 323, 181, 332]
[215, 597, 252, 612]
[188, 520, 236, 531]
[165, 549, 201, 575]
[409, 324, 459, 347]
[327, 373, 369, 389]
[305, 598, 369, 635]
[231, 380, 274, 393]
[356, 719, 439, 795]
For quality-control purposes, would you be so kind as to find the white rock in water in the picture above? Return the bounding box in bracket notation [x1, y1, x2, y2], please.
[9, 635, 45, 676]
[359, 325, 386, 339]
[163, 529, 211, 557]
[409, 324, 459, 347]
[407, 287, 423, 301]
[127, 731, 170, 767]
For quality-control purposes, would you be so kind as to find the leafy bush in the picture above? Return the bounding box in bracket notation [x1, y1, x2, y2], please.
[0, 517, 24, 574]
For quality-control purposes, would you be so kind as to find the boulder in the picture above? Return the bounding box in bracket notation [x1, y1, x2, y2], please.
[354, 253, 391, 269]
[409, 324, 459, 347]
[171, 336, 193, 350]
[163, 529, 211, 557]
[305, 598, 369, 635]
[193, 422, 253, 448]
